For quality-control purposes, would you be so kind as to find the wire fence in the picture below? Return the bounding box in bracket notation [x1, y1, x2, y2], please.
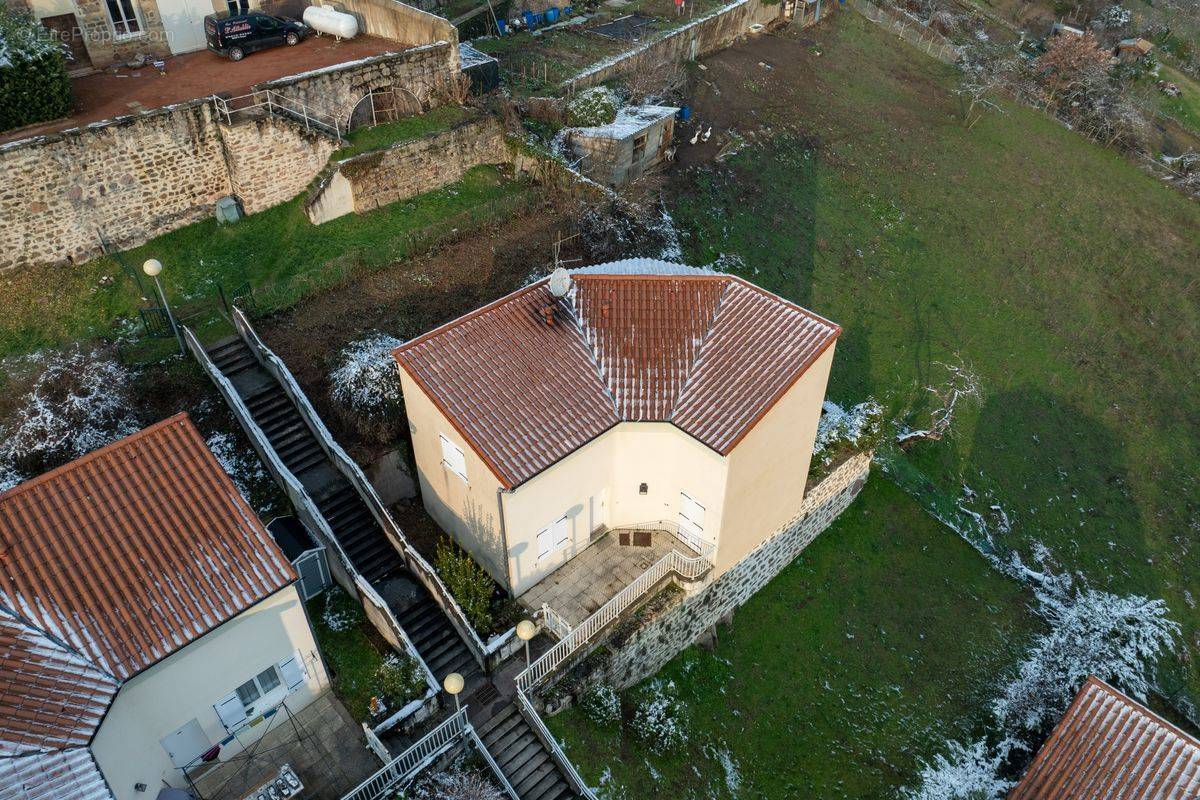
[847, 0, 962, 64]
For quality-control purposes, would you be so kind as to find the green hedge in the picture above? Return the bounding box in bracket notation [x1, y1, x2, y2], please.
[1, 8, 72, 132]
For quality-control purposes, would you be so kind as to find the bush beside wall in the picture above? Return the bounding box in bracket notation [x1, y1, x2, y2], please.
[0, 8, 72, 132]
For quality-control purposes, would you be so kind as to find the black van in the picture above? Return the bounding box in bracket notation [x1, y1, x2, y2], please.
[204, 10, 310, 61]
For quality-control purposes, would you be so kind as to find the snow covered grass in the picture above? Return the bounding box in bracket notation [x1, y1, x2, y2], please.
[205, 430, 274, 512]
[0, 347, 139, 489]
[550, 480, 1041, 798]
[902, 740, 1014, 800]
[328, 332, 406, 444]
[811, 399, 885, 476]
[669, 12, 1200, 715]
[308, 588, 395, 721]
[629, 679, 688, 753]
[579, 683, 621, 728]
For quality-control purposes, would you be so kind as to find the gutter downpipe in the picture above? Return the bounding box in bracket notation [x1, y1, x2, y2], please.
[497, 486, 514, 591]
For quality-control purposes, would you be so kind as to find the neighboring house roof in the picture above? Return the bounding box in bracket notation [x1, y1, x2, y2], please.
[1117, 37, 1154, 54]
[1009, 676, 1200, 800]
[0, 414, 295, 800]
[394, 260, 840, 488]
[573, 105, 679, 141]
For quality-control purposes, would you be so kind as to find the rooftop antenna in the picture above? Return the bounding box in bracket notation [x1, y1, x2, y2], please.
[549, 267, 572, 298]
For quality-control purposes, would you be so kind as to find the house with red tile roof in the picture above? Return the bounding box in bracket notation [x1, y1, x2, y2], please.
[1009, 676, 1200, 800]
[393, 260, 841, 600]
[0, 414, 328, 800]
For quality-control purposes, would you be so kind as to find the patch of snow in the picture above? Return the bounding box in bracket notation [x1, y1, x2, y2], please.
[902, 739, 1013, 800]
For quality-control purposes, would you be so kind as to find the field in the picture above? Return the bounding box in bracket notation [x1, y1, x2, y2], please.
[666, 11, 1200, 707]
[549, 478, 1041, 799]
[0, 165, 538, 360]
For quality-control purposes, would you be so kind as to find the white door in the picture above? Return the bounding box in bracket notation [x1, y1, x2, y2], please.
[678, 492, 705, 551]
[160, 719, 211, 769]
[157, 0, 211, 54]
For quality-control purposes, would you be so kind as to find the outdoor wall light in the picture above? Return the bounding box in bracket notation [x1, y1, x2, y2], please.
[639, 482, 648, 495]
[516, 619, 537, 668]
[443, 672, 465, 712]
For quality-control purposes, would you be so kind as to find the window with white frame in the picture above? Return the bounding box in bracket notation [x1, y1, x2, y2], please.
[104, 0, 142, 36]
[213, 651, 308, 730]
[439, 434, 468, 482]
[536, 515, 570, 560]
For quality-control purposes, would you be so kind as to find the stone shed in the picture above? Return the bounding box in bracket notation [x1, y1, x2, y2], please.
[567, 104, 678, 187]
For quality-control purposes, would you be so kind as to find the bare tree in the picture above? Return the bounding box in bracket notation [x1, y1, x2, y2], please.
[896, 359, 982, 446]
[957, 38, 1020, 130]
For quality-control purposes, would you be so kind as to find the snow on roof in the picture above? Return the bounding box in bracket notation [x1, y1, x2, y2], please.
[0, 413, 295, 681]
[459, 42, 497, 69]
[394, 266, 839, 487]
[572, 105, 680, 141]
[1009, 676, 1200, 800]
[0, 749, 112, 800]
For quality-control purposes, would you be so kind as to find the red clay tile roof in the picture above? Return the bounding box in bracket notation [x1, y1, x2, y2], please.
[1009, 676, 1200, 800]
[0, 414, 295, 682]
[0, 749, 112, 800]
[394, 262, 839, 487]
[0, 414, 294, 800]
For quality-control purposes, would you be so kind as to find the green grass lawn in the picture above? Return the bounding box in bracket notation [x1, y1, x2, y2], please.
[549, 477, 1041, 799]
[670, 12, 1200, 708]
[331, 106, 470, 160]
[0, 165, 537, 360]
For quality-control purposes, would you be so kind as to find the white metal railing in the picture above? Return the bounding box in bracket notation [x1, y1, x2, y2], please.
[188, 324, 438, 728]
[466, 726, 520, 800]
[212, 90, 345, 140]
[509, 530, 716, 799]
[231, 308, 491, 672]
[362, 722, 390, 764]
[538, 604, 572, 641]
[341, 708, 469, 800]
[517, 539, 714, 693]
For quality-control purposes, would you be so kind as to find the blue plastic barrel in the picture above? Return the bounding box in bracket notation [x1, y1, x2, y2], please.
[496, 17, 506, 33]
[563, 5, 573, 13]
[677, 106, 691, 122]
[522, 9, 535, 28]
[545, 7, 559, 22]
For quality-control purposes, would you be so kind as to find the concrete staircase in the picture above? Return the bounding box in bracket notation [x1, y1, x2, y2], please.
[476, 704, 579, 800]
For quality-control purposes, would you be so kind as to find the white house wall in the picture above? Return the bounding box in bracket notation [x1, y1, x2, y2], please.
[718, 344, 836, 573]
[399, 367, 508, 587]
[90, 585, 327, 800]
[501, 422, 728, 597]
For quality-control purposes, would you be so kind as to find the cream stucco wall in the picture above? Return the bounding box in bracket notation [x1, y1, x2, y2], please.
[716, 344, 836, 574]
[399, 367, 508, 587]
[497, 422, 727, 597]
[90, 585, 328, 800]
[399, 345, 835, 598]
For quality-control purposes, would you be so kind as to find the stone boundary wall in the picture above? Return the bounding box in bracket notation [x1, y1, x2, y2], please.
[331, 0, 459, 53]
[256, 41, 460, 131]
[306, 115, 508, 224]
[602, 453, 873, 689]
[562, 0, 788, 92]
[0, 42, 460, 273]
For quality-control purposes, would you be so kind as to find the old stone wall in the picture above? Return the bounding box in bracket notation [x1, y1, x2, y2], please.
[307, 114, 507, 223]
[255, 41, 459, 130]
[601, 453, 872, 689]
[0, 100, 229, 270]
[329, 0, 459, 52]
[562, 0, 787, 91]
[221, 115, 338, 215]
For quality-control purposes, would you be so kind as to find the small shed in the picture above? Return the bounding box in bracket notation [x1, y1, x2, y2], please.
[1115, 37, 1154, 63]
[268, 516, 331, 600]
[568, 105, 680, 187]
[460, 43, 500, 94]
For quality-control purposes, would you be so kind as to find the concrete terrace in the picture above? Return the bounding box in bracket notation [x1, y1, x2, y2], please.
[518, 529, 699, 626]
[0, 35, 404, 144]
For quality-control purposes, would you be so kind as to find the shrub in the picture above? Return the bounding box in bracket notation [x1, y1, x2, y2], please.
[374, 654, 426, 709]
[902, 739, 1013, 800]
[0, 8, 72, 132]
[0, 347, 140, 488]
[566, 86, 618, 127]
[629, 679, 688, 753]
[810, 399, 884, 476]
[580, 683, 621, 727]
[435, 538, 494, 634]
[328, 332, 405, 444]
[402, 759, 504, 800]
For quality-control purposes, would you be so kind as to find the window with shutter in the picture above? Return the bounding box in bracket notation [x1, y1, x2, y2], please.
[536, 526, 552, 559]
[214, 693, 247, 730]
[553, 516, 569, 549]
[439, 434, 468, 482]
[278, 651, 307, 690]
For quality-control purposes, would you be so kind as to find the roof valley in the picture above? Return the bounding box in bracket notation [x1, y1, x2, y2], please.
[669, 279, 731, 422]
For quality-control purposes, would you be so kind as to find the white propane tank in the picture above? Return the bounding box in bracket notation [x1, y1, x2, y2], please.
[302, 5, 359, 39]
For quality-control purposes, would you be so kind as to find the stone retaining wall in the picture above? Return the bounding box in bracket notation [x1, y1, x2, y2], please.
[562, 0, 788, 91]
[601, 453, 872, 689]
[306, 114, 508, 223]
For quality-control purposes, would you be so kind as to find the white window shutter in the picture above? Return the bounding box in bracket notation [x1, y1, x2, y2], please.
[439, 435, 467, 480]
[536, 526, 552, 559]
[278, 651, 307, 690]
[214, 692, 246, 729]
[553, 516, 569, 548]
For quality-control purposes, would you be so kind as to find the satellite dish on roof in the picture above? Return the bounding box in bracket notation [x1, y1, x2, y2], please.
[548, 267, 572, 298]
